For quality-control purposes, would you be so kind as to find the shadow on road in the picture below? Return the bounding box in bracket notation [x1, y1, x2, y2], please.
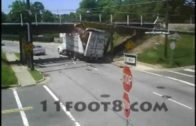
[34, 57, 70, 67]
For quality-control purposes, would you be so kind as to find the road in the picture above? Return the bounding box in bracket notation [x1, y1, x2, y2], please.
[1, 40, 195, 126]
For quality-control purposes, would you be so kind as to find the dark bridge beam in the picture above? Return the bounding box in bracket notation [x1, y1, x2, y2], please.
[2, 23, 76, 35]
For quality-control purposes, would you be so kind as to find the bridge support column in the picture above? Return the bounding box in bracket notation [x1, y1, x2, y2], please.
[19, 33, 27, 64]
[19, 34, 26, 64]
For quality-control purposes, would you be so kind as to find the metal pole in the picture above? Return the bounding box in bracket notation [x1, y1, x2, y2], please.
[140, 15, 143, 26]
[127, 15, 129, 25]
[99, 14, 102, 23]
[79, 14, 82, 22]
[59, 14, 62, 24]
[192, 35, 195, 62]
[35, 13, 38, 25]
[26, 0, 34, 70]
[110, 14, 113, 24]
[164, 0, 169, 58]
[126, 119, 128, 126]
[20, 13, 23, 26]
[169, 48, 174, 66]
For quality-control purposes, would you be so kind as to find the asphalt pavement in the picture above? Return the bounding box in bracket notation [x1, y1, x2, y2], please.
[1, 40, 195, 126]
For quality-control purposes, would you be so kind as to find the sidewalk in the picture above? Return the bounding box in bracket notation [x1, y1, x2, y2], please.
[5, 53, 36, 86]
[112, 60, 162, 71]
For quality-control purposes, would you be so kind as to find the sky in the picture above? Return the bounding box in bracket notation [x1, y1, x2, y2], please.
[2, 0, 82, 14]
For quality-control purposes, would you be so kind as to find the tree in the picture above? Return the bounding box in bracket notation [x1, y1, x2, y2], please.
[77, 0, 194, 23]
[7, 0, 52, 23]
[2, 12, 7, 22]
[77, 0, 99, 21]
[32, 1, 45, 22]
[8, 0, 29, 22]
[42, 10, 54, 22]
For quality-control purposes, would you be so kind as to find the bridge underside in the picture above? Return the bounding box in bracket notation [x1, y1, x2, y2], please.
[2, 22, 156, 35]
[2, 23, 76, 34]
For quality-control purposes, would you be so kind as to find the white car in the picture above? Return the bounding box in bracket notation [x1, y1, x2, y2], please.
[33, 45, 46, 55]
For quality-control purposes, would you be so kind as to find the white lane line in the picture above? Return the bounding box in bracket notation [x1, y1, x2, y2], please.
[152, 92, 162, 97]
[168, 71, 194, 77]
[152, 92, 193, 110]
[142, 71, 195, 87]
[142, 71, 163, 77]
[184, 68, 195, 73]
[43, 85, 80, 126]
[165, 76, 195, 87]
[12, 88, 29, 126]
[168, 99, 193, 110]
[88, 65, 98, 71]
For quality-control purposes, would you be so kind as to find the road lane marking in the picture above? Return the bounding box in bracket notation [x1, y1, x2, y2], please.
[12, 88, 29, 126]
[168, 99, 192, 110]
[168, 71, 194, 77]
[153, 92, 162, 97]
[142, 71, 195, 87]
[184, 69, 195, 72]
[165, 76, 195, 87]
[152, 91, 192, 110]
[142, 71, 162, 77]
[87, 65, 98, 71]
[43, 85, 80, 126]
[2, 106, 33, 114]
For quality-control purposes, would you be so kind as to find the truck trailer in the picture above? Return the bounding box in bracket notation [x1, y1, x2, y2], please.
[58, 28, 109, 60]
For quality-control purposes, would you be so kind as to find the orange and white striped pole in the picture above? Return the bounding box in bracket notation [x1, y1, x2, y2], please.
[122, 66, 133, 126]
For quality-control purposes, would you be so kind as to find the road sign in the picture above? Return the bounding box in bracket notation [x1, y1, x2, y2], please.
[124, 53, 137, 66]
[145, 31, 170, 35]
[170, 42, 176, 50]
[123, 67, 132, 92]
[123, 92, 131, 118]
[122, 66, 133, 121]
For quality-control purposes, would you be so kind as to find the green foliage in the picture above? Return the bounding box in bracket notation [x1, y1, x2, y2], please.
[42, 10, 54, 22]
[138, 34, 195, 67]
[1, 52, 18, 87]
[78, 0, 194, 23]
[2, 12, 7, 22]
[29, 69, 43, 81]
[7, 0, 54, 22]
[8, 0, 29, 22]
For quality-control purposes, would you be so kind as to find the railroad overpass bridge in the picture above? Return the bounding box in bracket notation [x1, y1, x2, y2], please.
[1, 21, 156, 34]
[1, 21, 162, 69]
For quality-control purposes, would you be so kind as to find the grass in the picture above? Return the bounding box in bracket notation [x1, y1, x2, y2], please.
[138, 34, 195, 68]
[29, 69, 43, 82]
[15, 53, 20, 60]
[1, 52, 18, 87]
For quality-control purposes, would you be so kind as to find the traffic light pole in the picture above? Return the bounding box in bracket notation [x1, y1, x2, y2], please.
[26, 0, 34, 70]
[164, 0, 169, 58]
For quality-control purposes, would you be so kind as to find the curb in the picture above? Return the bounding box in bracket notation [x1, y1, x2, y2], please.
[1, 84, 19, 89]
[36, 71, 46, 84]
[112, 60, 162, 71]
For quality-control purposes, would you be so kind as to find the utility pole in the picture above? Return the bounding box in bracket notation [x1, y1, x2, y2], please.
[164, 0, 169, 58]
[26, 0, 34, 70]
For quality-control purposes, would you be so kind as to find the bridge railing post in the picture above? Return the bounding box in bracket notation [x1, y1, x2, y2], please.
[20, 13, 23, 26]
[79, 14, 82, 22]
[99, 14, 102, 23]
[127, 15, 129, 25]
[110, 14, 113, 24]
[140, 15, 143, 26]
[59, 14, 62, 24]
[35, 13, 38, 26]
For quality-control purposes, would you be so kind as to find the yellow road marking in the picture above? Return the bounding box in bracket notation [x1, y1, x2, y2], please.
[2, 106, 33, 114]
